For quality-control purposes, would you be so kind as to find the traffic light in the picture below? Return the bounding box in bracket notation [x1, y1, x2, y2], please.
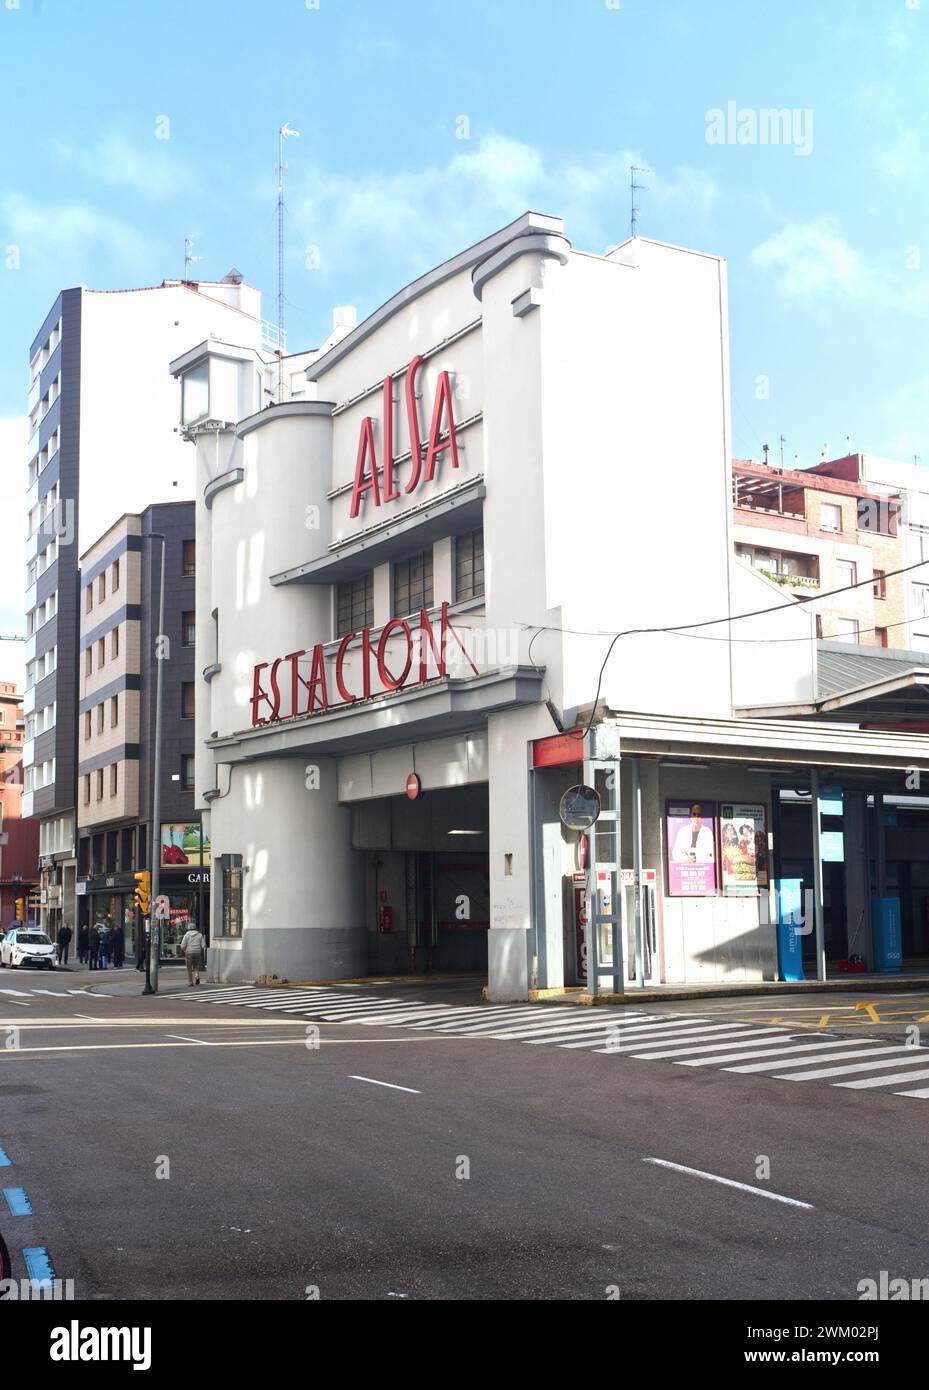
[14, 898, 24, 921]
[133, 871, 151, 917]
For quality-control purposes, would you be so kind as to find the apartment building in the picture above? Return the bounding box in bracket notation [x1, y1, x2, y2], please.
[0, 682, 39, 926]
[23, 273, 268, 935]
[75, 504, 203, 960]
[808, 453, 929, 653]
[733, 456, 905, 646]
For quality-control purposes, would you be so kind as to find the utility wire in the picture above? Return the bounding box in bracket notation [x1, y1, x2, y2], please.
[523, 555, 929, 740]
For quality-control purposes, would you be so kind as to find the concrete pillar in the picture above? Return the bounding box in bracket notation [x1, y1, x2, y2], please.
[844, 790, 871, 965]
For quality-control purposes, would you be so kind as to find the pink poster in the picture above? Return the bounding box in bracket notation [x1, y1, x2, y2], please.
[666, 800, 718, 896]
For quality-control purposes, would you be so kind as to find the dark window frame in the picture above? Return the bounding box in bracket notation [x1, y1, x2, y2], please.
[336, 572, 374, 637]
[392, 548, 434, 619]
[455, 528, 485, 603]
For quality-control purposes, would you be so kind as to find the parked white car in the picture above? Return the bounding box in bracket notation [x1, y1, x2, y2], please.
[0, 929, 57, 970]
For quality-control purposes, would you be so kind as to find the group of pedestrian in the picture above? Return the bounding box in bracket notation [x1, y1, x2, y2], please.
[74, 920, 126, 970]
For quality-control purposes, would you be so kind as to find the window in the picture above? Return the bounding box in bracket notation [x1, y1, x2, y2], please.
[84, 711, 91, 741]
[857, 496, 899, 536]
[182, 362, 209, 425]
[85, 585, 93, 614]
[336, 573, 374, 637]
[835, 560, 856, 592]
[182, 682, 195, 718]
[455, 529, 485, 603]
[873, 569, 886, 599]
[914, 584, 929, 619]
[833, 617, 859, 642]
[110, 695, 118, 728]
[96, 703, 104, 735]
[85, 648, 92, 677]
[815, 615, 824, 639]
[97, 638, 105, 667]
[392, 549, 434, 618]
[110, 763, 118, 796]
[183, 540, 196, 578]
[875, 627, 889, 648]
[820, 503, 842, 533]
[111, 625, 119, 660]
[181, 754, 195, 791]
[112, 559, 120, 592]
[96, 769, 104, 801]
[182, 612, 195, 647]
[83, 775, 91, 806]
[97, 573, 105, 604]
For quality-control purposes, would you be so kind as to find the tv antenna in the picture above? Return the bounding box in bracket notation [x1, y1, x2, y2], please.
[779, 433, 786, 470]
[630, 164, 651, 238]
[183, 236, 202, 282]
[276, 122, 300, 399]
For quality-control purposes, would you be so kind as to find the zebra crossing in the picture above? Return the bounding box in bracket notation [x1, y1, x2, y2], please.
[173, 984, 929, 1101]
[0, 986, 91, 997]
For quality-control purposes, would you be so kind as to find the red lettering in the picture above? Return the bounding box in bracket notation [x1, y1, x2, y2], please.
[441, 601, 479, 675]
[335, 631, 357, 703]
[417, 606, 446, 682]
[349, 416, 380, 519]
[250, 663, 275, 726]
[382, 376, 399, 502]
[268, 658, 284, 720]
[404, 354, 424, 494]
[377, 619, 412, 690]
[286, 649, 307, 716]
[305, 643, 329, 712]
[361, 627, 373, 698]
[423, 371, 459, 482]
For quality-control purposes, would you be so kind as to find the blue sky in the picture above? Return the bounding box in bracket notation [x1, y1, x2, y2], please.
[2, 0, 929, 657]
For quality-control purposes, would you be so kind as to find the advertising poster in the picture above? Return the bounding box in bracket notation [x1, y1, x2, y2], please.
[161, 822, 210, 868]
[666, 801, 717, 896]
[720, 804, 769, 894]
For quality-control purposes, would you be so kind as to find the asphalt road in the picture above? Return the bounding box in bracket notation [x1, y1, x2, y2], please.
[2, 969, 928, 1301]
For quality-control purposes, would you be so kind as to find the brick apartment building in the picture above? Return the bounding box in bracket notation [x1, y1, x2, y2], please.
[733, 456, 906, 647]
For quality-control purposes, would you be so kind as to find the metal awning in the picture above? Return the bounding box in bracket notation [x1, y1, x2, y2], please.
[736, 641, 929, 725]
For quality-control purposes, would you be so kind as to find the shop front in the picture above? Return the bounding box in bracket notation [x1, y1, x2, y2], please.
[158, 821, 211, 960]
[77, 874, 137, 961]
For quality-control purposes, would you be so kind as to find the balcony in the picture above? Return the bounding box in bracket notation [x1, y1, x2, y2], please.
[733, 472, 806, 520]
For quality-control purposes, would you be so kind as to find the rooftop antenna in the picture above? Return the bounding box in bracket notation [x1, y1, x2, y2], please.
[779, 433, 786, 470]
[183, 235, 202, 283]
[762, 442, 770, 466]
[630, 164, 650, 238]
[821, 442, 829, 462]
[846, 434, 852, 455]
[277, 122, 300, 400]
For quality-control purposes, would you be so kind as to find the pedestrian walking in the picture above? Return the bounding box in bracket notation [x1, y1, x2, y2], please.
[77, 924, 89, 965]
[97, 926, 110, 970]
[56, 921, 72, 966]
[179, 926, 206, 986]
[111, 922, 125, 968]
[88, 922, 101, 971]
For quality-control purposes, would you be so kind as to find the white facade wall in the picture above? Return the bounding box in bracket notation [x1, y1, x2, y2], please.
[175, 214, 821, 995]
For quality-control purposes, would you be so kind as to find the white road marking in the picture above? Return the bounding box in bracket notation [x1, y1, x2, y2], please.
[165, 1035, 212, 1045]
[644, 1157, 813, 1210]
[0, 988, 31, 997]
[631, 1029, 796, 1060]
[774, 1049, 929, 1081]
[720, 1042, 887, 1073]
[837, 1066, 929, 1090]
[348, 1075, 421, 1094]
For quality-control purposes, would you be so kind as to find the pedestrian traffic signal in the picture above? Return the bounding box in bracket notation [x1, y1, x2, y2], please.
[14, 897, 24, 921]
[133, 871, 151, 916]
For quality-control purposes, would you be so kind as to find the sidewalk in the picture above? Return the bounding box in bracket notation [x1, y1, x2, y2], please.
[557, 969, 929, 1007]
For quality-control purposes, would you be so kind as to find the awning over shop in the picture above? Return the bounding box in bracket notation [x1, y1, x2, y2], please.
[735, 641, 929, 726]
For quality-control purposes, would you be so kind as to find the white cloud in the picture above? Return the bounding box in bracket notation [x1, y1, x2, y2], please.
[1, 191, 155, 268]
[0, 417, 27, 689]
[50, 130, 192, 202]
[290, 133, 719, 280]
[751, 220, 929, 312]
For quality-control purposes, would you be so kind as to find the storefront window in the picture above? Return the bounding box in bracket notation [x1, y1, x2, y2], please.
[223, 864, 243, 938]
[161, 893, 198, 959]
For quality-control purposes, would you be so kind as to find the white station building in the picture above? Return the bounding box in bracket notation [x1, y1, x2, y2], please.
[170, 213, 929, 1000]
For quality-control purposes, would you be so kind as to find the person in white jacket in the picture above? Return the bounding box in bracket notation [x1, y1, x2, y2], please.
[671, 804, 715, 864]
[179, 926, 206, 986]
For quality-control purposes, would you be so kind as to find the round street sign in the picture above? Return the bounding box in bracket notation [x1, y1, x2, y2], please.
[406, 772, 423, 801]
[153, 895, 170, 921]
[559, 784, 601, 831]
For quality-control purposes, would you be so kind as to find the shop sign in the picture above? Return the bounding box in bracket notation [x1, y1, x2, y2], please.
[161, 823, 210, 869]
[251, 601, 478, 728]
[349, 356, 460, 519]
[666, 800, 718, 896]
[185, 871, 211, 886]
[720, 804, 769, 896]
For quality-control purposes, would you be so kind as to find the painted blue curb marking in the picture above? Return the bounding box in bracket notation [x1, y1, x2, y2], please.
[0, 1147, 11, 1166]
[2, 1187, 33, 1216]
[23, 1247, 55, 1285]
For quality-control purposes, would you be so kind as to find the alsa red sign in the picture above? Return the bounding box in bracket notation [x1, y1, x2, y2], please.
[350, 355, 460, 518]
[250, 601, 478, 727]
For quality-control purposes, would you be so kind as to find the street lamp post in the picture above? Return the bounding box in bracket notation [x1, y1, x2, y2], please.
[141, 532, 166, 996]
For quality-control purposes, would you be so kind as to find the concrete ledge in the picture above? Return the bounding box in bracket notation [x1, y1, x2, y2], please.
[575, 976, 929, 1006]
